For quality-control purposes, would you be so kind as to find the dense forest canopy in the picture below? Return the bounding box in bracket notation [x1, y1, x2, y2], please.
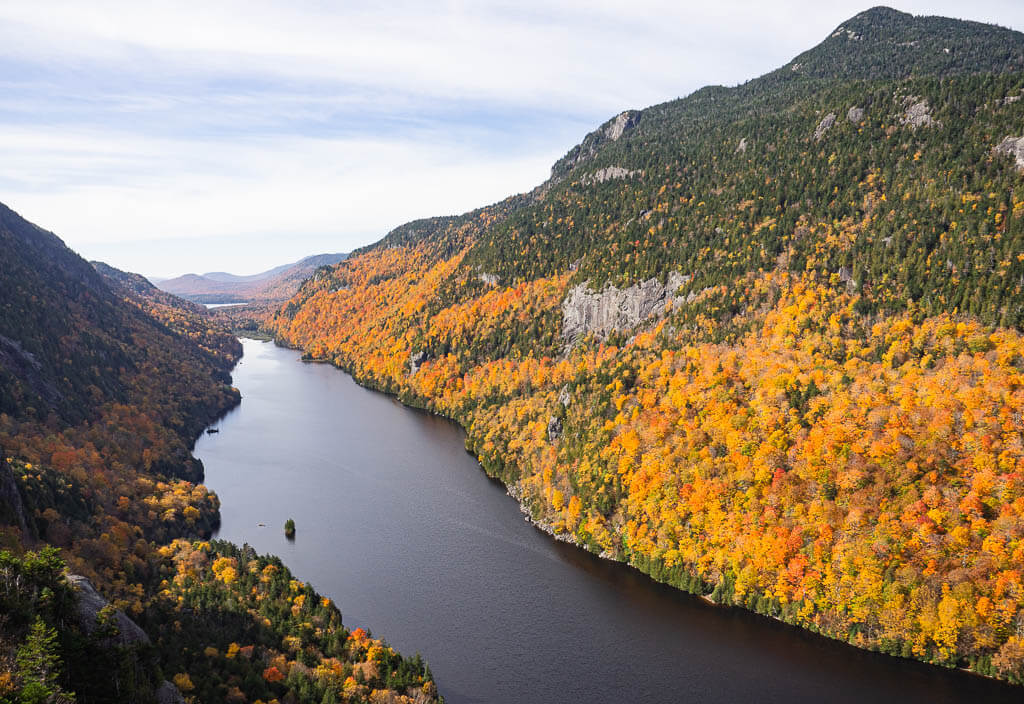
[271, 6, 1024, 685]
[0, 204, 440, 702]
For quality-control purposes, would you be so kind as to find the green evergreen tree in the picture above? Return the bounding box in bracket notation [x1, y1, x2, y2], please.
[15, 618, 67, 704]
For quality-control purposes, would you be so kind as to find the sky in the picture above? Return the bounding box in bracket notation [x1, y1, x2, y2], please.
[1, 1, 1023, 278]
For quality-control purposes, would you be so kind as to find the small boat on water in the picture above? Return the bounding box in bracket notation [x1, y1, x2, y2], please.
[207, 428, 220, 434]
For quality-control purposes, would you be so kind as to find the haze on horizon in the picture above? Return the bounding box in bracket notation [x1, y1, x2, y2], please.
[2, 0, 1023, 279]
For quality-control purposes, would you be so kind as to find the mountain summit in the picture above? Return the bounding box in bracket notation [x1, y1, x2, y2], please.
[774, 6, 1024, 82]
[270, 6, 1024, 686]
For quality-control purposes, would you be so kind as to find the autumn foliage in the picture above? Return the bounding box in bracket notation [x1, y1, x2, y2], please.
[267, 41, 1024, 681]
[149, 540, 438, 703]
[271, 238, 1024, 682]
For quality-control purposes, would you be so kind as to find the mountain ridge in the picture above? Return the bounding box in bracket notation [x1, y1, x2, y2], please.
[270, 6, 1024, 685]
[0, 204, 441, 702]
[156, 252, 347, 303]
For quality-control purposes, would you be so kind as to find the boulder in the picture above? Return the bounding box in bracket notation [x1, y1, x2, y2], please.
[67, 574, 150, 646]
[558, 385, 572, 408]
[547, 416, 563, 443]
[813, 112, 837, 141]
[838, 265, 857, 293]
[408, 350, 427, 376]
[900, 97, 937, 128]
[156, 681, 186, 704]
[994, 136, 1024, 171]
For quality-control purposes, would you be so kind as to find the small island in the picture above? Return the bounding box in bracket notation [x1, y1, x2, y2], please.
[284, 518, 295, 538]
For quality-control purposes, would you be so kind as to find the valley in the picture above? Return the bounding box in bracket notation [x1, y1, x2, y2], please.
[156, 253, 347, 305]
[197, 339, 1022, 703]
[2, 5, 1024, 701]
[269, 6, 1024, 686]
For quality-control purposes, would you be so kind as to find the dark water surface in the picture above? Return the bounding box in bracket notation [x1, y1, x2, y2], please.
[195, 339, 1019, 704]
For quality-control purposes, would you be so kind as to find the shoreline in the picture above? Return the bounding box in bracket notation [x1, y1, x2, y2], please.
[260, 335, 1018, 691]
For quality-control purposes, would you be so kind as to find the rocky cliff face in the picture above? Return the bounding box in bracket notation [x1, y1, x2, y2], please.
[0, 334, 63, 415]
[561, 271, 690, 345]
[813, 112, 837, 140]
[67, 574, 151, 646]
[604, 110, 640, 141]
[995, 135, 1024, 171]
[580, 166, 643, 185]
[408, 350, 427, 376]
[549, 110, 642, 180]
[900, 96, 938, 128]
[0, 455, 32, 539]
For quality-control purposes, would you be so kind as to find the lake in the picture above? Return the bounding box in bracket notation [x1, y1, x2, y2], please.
[194, 339, 1020, 704]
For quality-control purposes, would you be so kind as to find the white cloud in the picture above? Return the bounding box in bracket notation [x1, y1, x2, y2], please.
[3, 127, 557, 245]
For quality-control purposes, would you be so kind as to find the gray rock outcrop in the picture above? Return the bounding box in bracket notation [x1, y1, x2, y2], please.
[900, 97, 937, 128]
[580, 166, 642, 185]
[838, 266, 857, 294]
[847, 106, 865, 124]
[831, 26, 863, 41]
[550, 111, 641, 179]
[67, 574, 151, 646]
[546, 416, 563, 443]
[476, 272, 499, 286]
[156, 681, 186, 704]
[994, 136, 1024, 171]
[813, 113, 837, 141]
[0, 334, 62, 411]
[408, 351, 427, 376]
[561, 271, 690, 345]
[735, 137, 748, 154]
[605, 111, 639, 141]
[0, 456, 31, 540]
[558, 385, 572, 408]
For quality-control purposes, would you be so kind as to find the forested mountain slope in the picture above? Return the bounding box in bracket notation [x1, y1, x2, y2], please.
[271, 7, 1024, 683]
[0, 203, 240, 473]
[92, 260, 243, 365]
[0, 205, 439, 702]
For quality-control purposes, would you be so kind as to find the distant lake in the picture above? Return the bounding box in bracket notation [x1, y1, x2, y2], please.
[194, 339, 1021, 704]
[203, 302, 246, 309]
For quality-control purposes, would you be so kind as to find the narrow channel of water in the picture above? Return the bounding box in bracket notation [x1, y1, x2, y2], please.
[194, 339, 1019, 703]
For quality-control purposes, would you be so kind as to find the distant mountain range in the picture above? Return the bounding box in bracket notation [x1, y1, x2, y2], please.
[155, 252, 346, 303]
